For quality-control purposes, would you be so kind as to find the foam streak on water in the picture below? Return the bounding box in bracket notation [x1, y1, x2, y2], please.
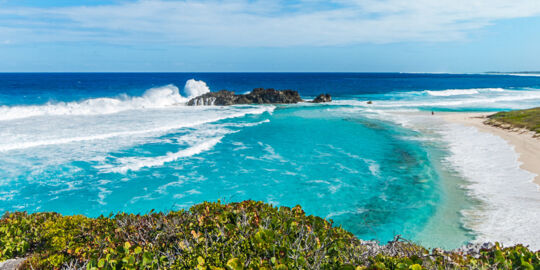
[335, 88, 540, 110]
[103, 137, 225, 174]
[98, 120, 271, 173]
[441, 123, 540, 249]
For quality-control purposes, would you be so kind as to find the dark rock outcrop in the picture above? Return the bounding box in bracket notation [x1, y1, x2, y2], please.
[242, 88, 303, 104]
[312, 93, 332, 103]
[187, 90, 236, 106]
[187, 88, 303, 106]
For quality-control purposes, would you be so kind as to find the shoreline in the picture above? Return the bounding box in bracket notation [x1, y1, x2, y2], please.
[438, 112, 540, 186]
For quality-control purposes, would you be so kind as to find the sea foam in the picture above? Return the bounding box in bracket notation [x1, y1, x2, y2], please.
[424, 88, 503, 96]
[97, 118, 271, 173]
[0, 105, 274, 153]
[425, 89, 480, 96]
[183, 79, 210, 98]
[0, 79, 210, 121]
[103, 137, 224, 174]
[440, 123, 540, 249]
[333, 88, 540, 110]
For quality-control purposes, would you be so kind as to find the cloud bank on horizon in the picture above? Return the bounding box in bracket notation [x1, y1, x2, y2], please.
[1, 0, 540, 47]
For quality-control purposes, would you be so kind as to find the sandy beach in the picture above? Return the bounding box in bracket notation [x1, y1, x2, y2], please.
[440, 112, 540, 186]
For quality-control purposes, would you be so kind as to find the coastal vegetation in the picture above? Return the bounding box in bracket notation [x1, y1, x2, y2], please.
[486, 107, 540, 135]
[1, 200, 539, 269]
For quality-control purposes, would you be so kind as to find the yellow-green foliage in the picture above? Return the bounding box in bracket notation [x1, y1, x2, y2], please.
[0, 200, 539, 269]
[487, 107, 540, 134]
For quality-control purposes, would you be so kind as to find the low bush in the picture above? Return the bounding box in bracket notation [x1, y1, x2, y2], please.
[0, 200, 538, 269]
[487, 107, 540, 134]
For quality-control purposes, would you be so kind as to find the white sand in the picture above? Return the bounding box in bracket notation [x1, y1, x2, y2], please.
[439, 112, 540, 186]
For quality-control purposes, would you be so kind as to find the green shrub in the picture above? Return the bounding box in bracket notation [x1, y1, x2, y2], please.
[487, 107, 540, 134]
[0, 200, 539, 269]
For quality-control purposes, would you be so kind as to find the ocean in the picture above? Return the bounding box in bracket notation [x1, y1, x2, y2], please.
[1, 73, 540, 249]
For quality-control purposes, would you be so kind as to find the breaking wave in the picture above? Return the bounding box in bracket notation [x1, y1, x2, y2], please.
[440, 123, 540, 249]
[424, 88, 504, 96]
[183, 79, 210, 98]
[0, 79, 210, 121]
[333, 87, 540, 110]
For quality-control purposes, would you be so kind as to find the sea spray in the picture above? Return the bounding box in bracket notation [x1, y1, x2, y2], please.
[0, 84, 192, 121]
[183, 79, 210, 98]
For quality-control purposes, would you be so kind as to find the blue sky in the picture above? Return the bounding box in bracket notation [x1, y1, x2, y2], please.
[1, 0, 540, 72]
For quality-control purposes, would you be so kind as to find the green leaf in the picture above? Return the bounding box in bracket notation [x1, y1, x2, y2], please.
[142, 252, 153, 266]
[97, 259, 105, 268]
[226, 258, 243, 270]
[521, 260, 533, 270]
[198, 256, 205, 265]
[396, 263, 408, 270]
[339, 264, 355, 270]
[133, 246, 142, 254]
[160, 255, 168, 263]
[409, 264, 422, 270]
[494, 250, 505, 264]
[128, 255, 135, 266]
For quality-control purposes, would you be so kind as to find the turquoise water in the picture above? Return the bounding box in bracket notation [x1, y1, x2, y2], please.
[1, 73, 540, 249]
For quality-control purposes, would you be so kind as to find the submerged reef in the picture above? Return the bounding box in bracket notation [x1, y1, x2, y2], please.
[187, 88, 331, 106]
[1, 200, 539, 269]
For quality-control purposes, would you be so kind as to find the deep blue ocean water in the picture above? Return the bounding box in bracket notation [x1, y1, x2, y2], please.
[1, 73, 540, 249]
[2, 73, 540, 105]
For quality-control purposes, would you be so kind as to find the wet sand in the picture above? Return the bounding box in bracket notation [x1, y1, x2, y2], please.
[440, 112, 540, 186]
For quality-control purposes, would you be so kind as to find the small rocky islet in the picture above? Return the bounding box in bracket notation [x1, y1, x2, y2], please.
[187, 88, 331, 106]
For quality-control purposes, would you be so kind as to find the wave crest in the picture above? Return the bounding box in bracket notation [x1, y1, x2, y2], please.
[424, 88, 504, 96]
[0, 80, 213, 121]
[184, 79, 210, 98]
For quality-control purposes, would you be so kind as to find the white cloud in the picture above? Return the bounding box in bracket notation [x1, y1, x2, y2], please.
[0, 0, 539, 46]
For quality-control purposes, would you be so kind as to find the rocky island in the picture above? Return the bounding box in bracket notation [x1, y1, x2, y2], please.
[187, 88, 331, 105]
[312, 93, 332, 103]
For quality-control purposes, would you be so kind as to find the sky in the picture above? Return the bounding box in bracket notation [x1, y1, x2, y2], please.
[1, 0, 540, 72]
